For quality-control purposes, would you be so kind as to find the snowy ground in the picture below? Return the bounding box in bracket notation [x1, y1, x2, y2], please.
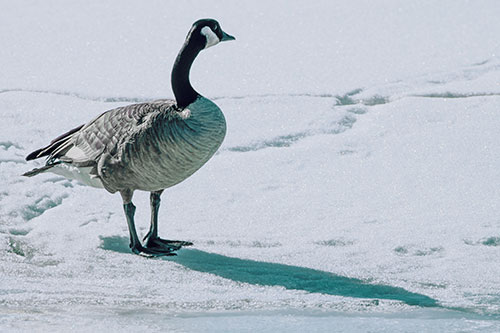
[1, 1, 500, 331]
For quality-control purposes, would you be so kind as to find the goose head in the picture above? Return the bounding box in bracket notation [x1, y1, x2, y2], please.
[171, 19, 234, 108]
[187, 19, 235, 50]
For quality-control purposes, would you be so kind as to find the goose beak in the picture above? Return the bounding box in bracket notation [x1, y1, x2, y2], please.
[221, 31, 235, 42]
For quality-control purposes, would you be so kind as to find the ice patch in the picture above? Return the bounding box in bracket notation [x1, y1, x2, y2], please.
[464, 237, 500, 247]
[393, 245, 444, 257]
[314, 239, 354, 247]
[7, 236, 35, 258]
[0, 141, 22, 150]
[226, 132, 308, 152]
[19, 193, 69, 221]
[482, 237, 500, 247]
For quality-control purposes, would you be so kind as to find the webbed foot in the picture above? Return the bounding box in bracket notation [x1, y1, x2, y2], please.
[130, 243, 177, 257]
[144, 236, 193, 252]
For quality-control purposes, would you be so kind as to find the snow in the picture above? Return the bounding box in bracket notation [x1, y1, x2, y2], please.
[1, 0, 500, 331]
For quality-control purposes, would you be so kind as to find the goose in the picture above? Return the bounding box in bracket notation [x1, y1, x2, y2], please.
[23, 18, 235, 257]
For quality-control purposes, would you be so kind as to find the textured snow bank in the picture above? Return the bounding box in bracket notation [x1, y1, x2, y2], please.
[1, 0, 500, 331]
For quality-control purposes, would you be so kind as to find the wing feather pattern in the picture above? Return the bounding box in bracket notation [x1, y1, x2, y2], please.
[24, 99, 176, 184]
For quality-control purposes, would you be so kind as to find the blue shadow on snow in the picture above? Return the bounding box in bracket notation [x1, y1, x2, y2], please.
[100, 236, 438, 307]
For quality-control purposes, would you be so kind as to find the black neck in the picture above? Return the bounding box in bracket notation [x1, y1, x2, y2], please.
[171, 37, 204, 108]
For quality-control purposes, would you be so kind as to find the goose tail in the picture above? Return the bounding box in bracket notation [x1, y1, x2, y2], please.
[22, 163, 59, 177]
[25, 124, 84, 161]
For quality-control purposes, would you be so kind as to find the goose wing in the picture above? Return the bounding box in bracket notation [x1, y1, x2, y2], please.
[27, 99, 176, 166]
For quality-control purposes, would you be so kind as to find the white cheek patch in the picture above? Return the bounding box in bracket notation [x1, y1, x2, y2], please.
[201, 26, 220, 49]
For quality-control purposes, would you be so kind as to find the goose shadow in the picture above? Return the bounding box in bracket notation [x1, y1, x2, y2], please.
[100, 236, 438, 307]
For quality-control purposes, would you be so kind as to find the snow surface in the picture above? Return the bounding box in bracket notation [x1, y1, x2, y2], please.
[1, 0, 500, 331]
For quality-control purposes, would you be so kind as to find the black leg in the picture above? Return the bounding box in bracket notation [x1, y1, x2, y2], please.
[143, 190, 193, 251]
[120, 189, 175, 257]
[143, 190, 163, 243]
[123, 201, 141, 250]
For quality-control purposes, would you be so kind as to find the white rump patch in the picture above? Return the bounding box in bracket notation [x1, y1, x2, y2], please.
[201, 26, 220, 49]
[50, 164, 104, 189]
